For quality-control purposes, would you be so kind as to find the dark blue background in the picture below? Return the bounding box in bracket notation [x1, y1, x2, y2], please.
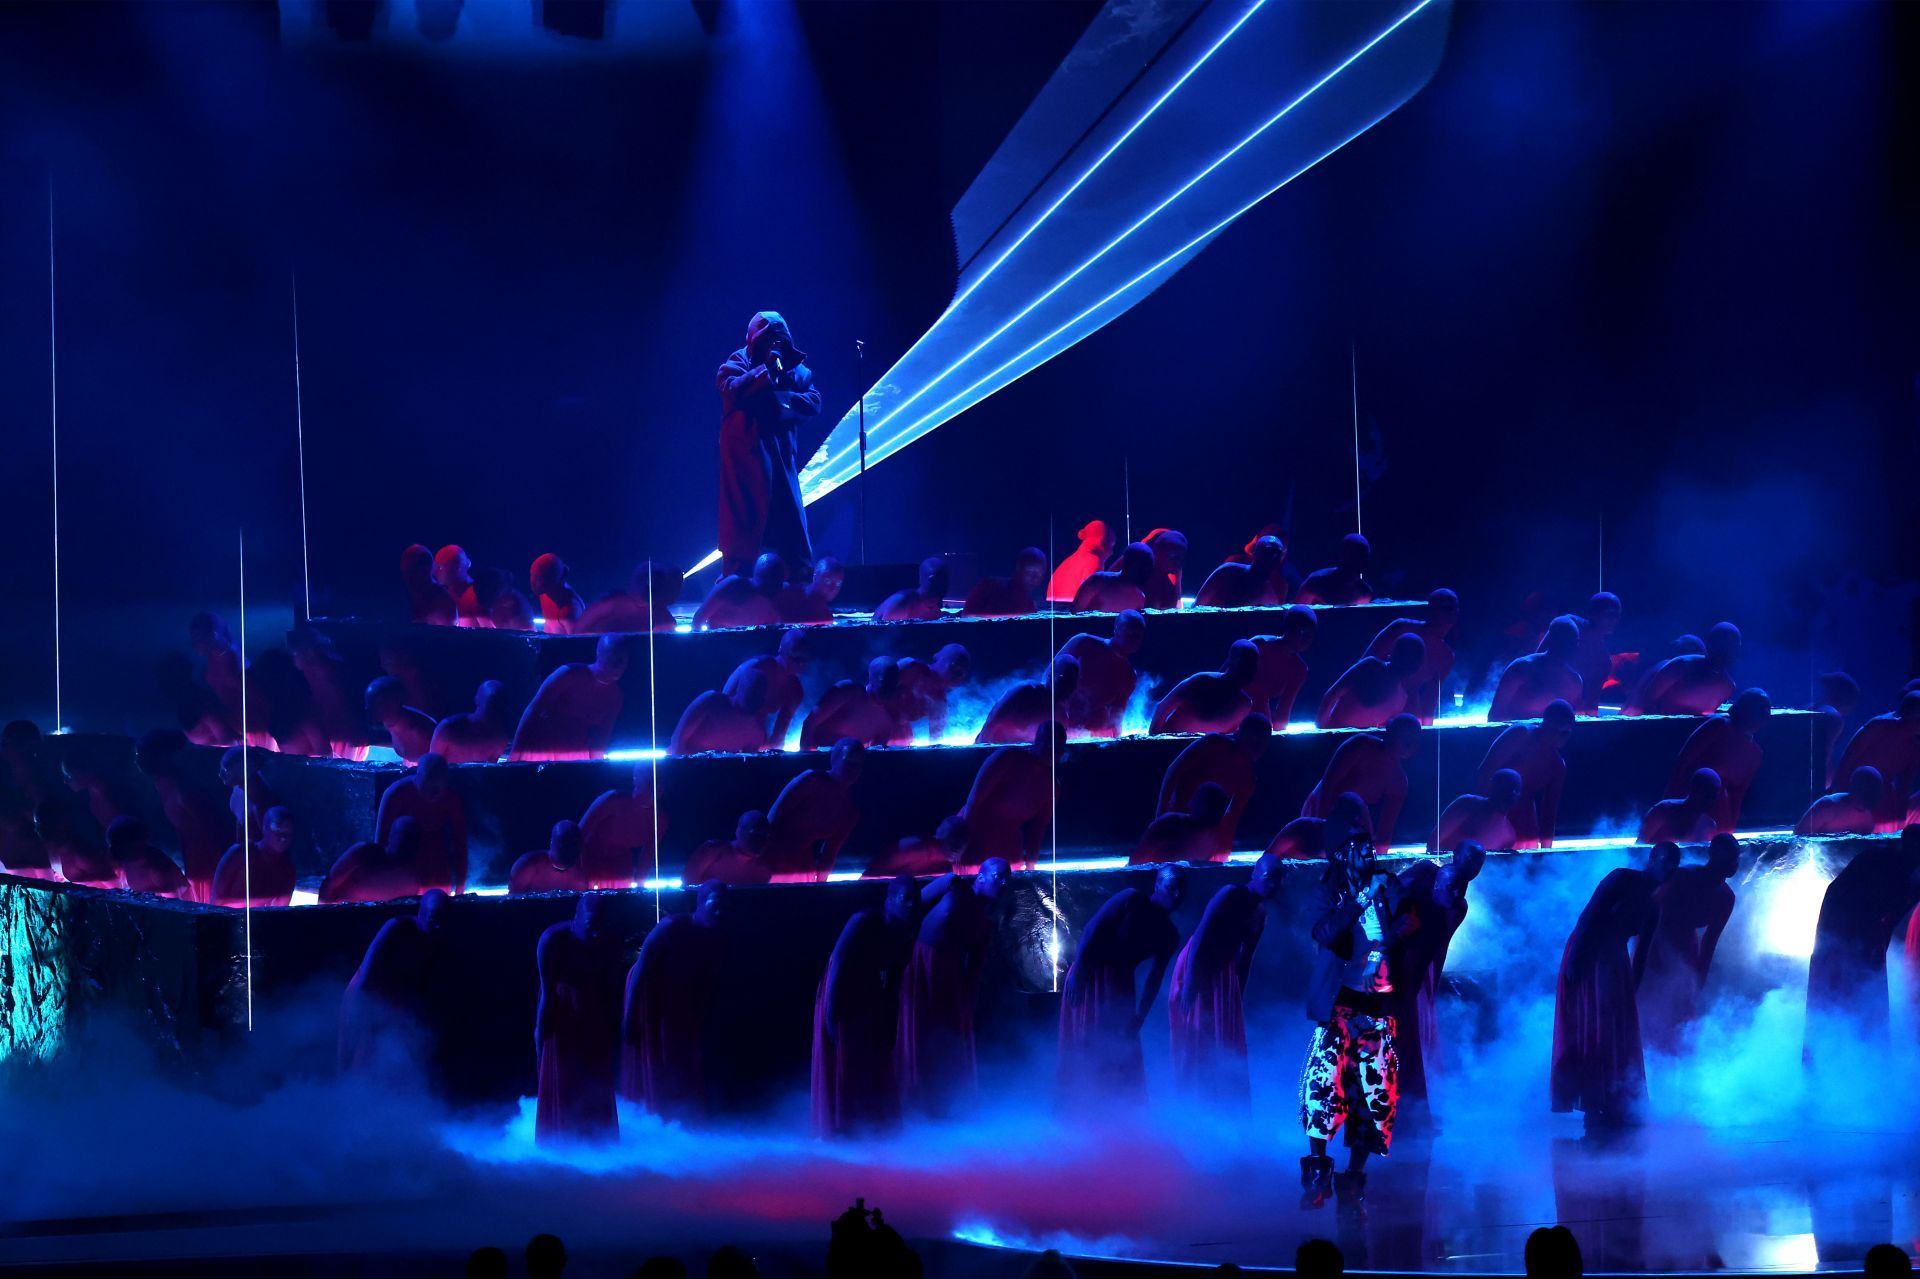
[2, 0, 1915, 728]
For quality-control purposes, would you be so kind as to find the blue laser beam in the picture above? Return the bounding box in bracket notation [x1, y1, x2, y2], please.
[865, 106, 1411, 453]
[845, 0, 1435, 459]
[943, 0, 1268, 318]
[798, 0, 1450, 505]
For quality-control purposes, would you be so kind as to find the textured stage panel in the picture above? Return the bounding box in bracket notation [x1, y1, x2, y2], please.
[0, 875, 225, 1076]
[305, 598, 1425, 750]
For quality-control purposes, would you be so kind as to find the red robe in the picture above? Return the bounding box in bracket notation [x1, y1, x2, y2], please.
[716, 315, 822, 576]
[1637, 867, 1734, 1052]
[535, 922, 623, 1143]
[812, 910, 908, 1136]
[510, 665, 624, 762]
[621, 915, 720, 1120]
[152, 774, 229, 903]
[1551, 868, 1657, 1118]
[210, 843, 293, 906]
[1057, 888, 1177, 1101]
[340, 917, 436, 1077]
[896, 881, 994, 1117]
[1167, 883, 1263, 1105]
[376, 780, 469, 894]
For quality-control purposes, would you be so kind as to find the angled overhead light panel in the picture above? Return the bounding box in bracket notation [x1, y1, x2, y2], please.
[797, 0, 1452, 503]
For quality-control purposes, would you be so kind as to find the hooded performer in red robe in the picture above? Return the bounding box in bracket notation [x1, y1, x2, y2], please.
[1058, 864, 1185, 1103]
[134, 728, 229, 902]
[717, 312, 822, 577]
[897, 859, 1010, 1118]
[375, 754, 469, 895]
[509, 635, 629, 762]
[813, 877, 922, 1136]
[1804, 827, 1920, 1075]
[1047, 520, 1115, 604]
[1167, 852, 1282, 1106]
[340, 889, 447, 1078]
[1637, 833, 1738, 1052]
[535, 893, 625, 1144]
[1388, 843, 1485, 1131]
[1550, 844, 1678, 1132]
[958, 725, 1061, 870]
[622, 883, 726, 1121]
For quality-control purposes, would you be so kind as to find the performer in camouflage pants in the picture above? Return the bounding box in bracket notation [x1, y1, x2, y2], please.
[1298, 823, 1414, 1210]
[1298, 1000, 1399, 1155]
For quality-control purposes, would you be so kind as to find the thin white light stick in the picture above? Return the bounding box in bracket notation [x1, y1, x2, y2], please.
[1048, 514, 1059, 993]
[48, 181, 62, 733]
[1350, 342, 1362, 537]
[292, 274, 311, 620]
[648, 568, 660, 920]
[239, 529, 253, 1032]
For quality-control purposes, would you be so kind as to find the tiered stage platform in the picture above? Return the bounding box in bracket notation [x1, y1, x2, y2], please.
[35, 598, 1827, 884]
[307, 598, 1426, 750]
[0, 598, 1895, 1278]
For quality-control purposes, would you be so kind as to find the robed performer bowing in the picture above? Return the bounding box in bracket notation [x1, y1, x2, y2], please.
[718, 312, 824, 576]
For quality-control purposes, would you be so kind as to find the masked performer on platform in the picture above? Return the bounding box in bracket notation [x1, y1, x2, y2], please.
[718, 312, 823, 577]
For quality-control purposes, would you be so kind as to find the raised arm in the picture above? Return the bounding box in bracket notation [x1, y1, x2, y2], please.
[770, 686, 801, 748]
[717, 354, 774, 403]
[779, 364, 822, 416]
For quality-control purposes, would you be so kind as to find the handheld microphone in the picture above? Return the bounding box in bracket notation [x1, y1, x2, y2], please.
[767, 347, 785, 376]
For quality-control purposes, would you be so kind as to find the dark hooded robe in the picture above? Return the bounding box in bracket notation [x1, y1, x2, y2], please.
[896, 876, 996, 1117]
[1550, 868, 1659, 1120]
[1166, 883, 1265, 1104]
[1057, 886, 1179, 1101]
[1804, 839, 1920, 1069]
[812, 908, 911, 1136]
[717, 312, 823, 577]
[620, 912, 723, 1120]
[1389, 869, 1470, 1106]
[339, 906, 441, 1079]
[535, 903, 625, 1143]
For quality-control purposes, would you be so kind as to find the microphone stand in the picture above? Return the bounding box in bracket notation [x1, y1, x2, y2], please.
[856, 338, 867, 565]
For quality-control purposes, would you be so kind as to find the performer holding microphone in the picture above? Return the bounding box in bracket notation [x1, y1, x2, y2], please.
[1298, 832, 1414, 1212]
[718, 312, 823, 577]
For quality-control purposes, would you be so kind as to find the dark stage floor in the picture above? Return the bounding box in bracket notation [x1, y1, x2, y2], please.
[3, 1085, 1915, 1276]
